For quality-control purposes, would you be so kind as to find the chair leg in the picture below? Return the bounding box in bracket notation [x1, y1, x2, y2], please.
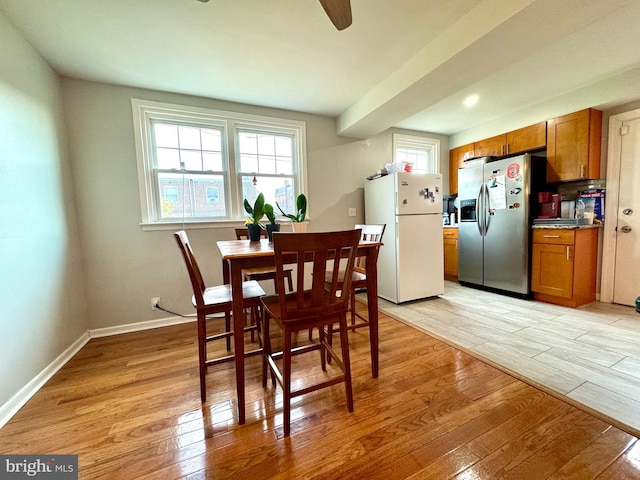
[350, 290, 357, 328]
[319, 324, 327, 371]
[339, 314, 354, 412]
[225, 311, 232, 351]
[197, 312, 207, 403]
[262, 310, 270, 388]
[283, 325, 293, 436]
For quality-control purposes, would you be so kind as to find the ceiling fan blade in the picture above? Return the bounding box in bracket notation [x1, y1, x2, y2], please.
[319, 0, 352, 31]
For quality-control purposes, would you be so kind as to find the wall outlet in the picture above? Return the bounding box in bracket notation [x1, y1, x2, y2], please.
[151, 297, 160, 310]
[348, 207, 356, 217]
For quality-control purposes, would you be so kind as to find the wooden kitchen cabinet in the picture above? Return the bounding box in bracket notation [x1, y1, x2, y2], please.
[546, 108, 602, 183]
[507, 122, 546, 155]
[443, 227, 458, 281]
[450, 122, 546, 194]
[474, 134, 506, 157]
[474, 122, 547, 158]
[531, 228, 598, 308]
[449, 144, 474, 194]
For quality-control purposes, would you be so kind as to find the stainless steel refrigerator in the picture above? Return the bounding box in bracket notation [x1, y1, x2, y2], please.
[458, 154, 540, 296]
[364, 172, 444, 303]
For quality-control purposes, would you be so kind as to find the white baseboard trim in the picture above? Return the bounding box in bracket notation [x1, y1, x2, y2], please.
[0, 315, 196, 430]
[88, 315, 194, 338]
[0, 331, 91, 429]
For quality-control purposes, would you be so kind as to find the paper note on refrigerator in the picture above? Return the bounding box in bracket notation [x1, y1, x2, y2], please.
[487, 175, 506, 210]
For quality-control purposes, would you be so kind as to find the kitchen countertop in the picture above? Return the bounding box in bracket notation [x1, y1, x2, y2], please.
[532, 224, 602, 230]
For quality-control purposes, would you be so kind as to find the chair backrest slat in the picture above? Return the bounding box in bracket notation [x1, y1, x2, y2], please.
[272, 230, 361, 323]
[174, 230, 206, 307]
[353, 224, 385, 272]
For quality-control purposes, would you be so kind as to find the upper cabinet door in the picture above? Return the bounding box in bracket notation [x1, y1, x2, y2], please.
[449, 144, 474, 194]
[474, 134, 506, 157]
[546, 109, 602, 183]
[506, 122, 546, 155]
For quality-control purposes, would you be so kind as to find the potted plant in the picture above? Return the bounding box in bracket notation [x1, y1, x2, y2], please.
[263, 203, 280, 241]
[243, 193, 266, 242]
[277, 193, 307, 233]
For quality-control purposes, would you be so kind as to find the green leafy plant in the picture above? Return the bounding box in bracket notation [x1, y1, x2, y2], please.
[277, 193, 307, 222]
[264, 203, 278, 225]
[244, 193, 266, 228]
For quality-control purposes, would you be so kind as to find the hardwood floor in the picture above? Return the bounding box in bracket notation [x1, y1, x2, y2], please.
[369, 281, 640, 438]
[1, 301, 640, 478]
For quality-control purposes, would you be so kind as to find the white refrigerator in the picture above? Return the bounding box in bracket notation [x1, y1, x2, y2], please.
[364, 172, 444, 303]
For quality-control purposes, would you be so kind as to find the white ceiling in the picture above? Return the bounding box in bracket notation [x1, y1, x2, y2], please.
[2, 0, 640, 138]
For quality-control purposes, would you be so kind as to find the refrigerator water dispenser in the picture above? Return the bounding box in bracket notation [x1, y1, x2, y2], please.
[459, 199, 477, 222]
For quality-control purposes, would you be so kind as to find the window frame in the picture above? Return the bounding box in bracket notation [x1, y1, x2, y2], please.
[132, 99, 308, 230]
[392, 133, 440, 174]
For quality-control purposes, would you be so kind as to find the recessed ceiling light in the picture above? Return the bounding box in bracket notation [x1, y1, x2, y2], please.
[463, 95, 479, 107]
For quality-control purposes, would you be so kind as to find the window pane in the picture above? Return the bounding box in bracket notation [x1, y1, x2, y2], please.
[154, 123, 179, 148]
[276, 159, 293, 175]
[158, 172, 226, 219]
[181, 150, 203, 171]
[156, 147, 180, 169]
[239, 132, 257, 154]
[242, 176, 295, 218]
[178, 126, 201, 150]
[239, 154, 258, 173]
[275, 136, 292, 157]
[238, 131, 293, 175]
[260, 156, 277, 174]
[257, 134, 275, 155]
[202, 151, 223, 171]
[201, 129, 221, 151]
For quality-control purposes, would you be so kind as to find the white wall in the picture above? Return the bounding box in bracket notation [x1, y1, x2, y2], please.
[61, 78, 449, 330]
[0, 13, 87, 413]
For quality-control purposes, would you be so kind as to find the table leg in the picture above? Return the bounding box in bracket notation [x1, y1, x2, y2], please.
[230, 261, 246, 424]
[366, 247, 380, 378]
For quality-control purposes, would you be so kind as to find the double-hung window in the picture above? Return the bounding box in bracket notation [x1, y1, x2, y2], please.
[392, 133, 440, 173]
[132, 99, 307, 229]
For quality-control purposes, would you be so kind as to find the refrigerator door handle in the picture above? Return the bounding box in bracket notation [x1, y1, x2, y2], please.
[484, 184, 492, 235]
[476, 185, 483, 236]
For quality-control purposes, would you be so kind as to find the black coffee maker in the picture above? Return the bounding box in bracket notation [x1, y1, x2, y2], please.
[442, 195, 458, 225]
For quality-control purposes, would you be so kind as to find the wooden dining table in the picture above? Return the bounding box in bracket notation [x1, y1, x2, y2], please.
[216, 236, 382, 424]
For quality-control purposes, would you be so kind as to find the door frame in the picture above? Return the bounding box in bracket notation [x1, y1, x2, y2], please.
[600, 108, 640, 303]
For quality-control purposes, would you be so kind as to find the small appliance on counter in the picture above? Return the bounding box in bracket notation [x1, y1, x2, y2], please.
[536, 192, 561, 219]
[442, 194, 458, 226]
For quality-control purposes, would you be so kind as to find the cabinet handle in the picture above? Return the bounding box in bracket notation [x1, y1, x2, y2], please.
[543, 235, 560, 238]
[444, 232, 455, 235]
[506, 143, 509, 155]
[566, 246, 571, 261]
[580, 164, 586, 177]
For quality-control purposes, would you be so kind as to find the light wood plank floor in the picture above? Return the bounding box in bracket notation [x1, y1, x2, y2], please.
[2, 302, 640, 478]
[366, 281, 640, 438]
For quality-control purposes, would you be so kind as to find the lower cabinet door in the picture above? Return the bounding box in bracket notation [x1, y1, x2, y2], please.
[531, 243, 574, 298]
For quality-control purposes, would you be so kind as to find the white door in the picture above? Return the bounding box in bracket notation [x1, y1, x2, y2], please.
[613, 117, 640, 306]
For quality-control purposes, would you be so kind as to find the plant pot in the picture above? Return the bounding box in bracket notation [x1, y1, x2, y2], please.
[266, 223, 280, 242]
[247, 224, 263, 242]
[291, 222, 307, 233]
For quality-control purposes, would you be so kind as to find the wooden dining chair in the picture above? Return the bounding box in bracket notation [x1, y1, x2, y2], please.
[234, 227, 294, 293]
[325, 224, 385, 331]
[261, 229, 361, 436]
[174, 230, 265, 403]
